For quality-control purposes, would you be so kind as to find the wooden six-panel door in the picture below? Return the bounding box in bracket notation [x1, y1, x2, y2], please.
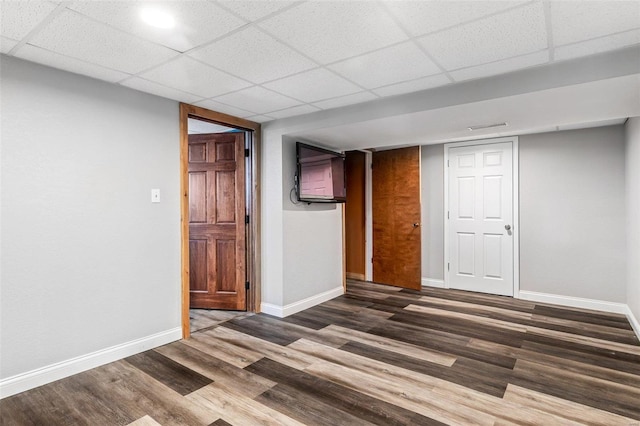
[372, 146, 421, 290]
[188, 132, 246, 310]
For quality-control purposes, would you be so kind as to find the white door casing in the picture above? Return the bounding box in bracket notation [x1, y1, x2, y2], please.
[444, 138, 519, 297]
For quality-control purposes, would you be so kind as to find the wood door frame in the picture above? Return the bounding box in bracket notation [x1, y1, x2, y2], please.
[344, 151, 366, 281]
[364, 151, 373, 281]
[179, 103, 261, 339]
[443, 136, 520, 298]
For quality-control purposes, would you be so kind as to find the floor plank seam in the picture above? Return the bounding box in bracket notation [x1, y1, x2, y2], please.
[2, 281, 640, 425]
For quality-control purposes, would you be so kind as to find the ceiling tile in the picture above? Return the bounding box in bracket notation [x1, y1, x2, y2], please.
[551, 1, 640, 46]
[555, 30, 640, 61]
[15, 44, 131, 83]
[29, 10, 178, 74]
[0, 1, 57, 40]
[418, 2, 546, 70]
[1, 36, 18, 54]
[120, 77, 203, 104]
[264, 68, 361, 103]
[213, 86, 301, 114]
[258, 1, 407, 64]
[192, 99, 257, 118]
[372, 74, 451, 97]
[329, 42, 441, 89]
[385, 0, 525, 37]
[188, 27, 316, 84]
[312, 92, 378, 110]
[450, 50, 549, 82]
[246, 115, 274, 123]
[139, 56, 251, 98]
[218, 0, 296, 22]
[268, 104, 320, 119]
[68, 1, 245, 53]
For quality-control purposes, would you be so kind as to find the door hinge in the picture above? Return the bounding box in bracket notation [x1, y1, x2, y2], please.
[447, 211, 450, 219]
[447, 160, 450, 167]
[447, 263, 450, 271]
[245, 148, 250, 157]
[245, 281, 250, 290]
[245, 215, 250, 224]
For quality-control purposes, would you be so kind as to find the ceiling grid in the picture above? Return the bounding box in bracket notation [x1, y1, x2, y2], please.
[0, 0, 638, 126]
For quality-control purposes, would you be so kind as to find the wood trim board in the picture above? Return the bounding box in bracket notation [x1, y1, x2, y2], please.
[179, 104, 261, 339]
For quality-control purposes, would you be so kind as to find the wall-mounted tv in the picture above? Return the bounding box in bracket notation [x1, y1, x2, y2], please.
[296, 142, 346, 203]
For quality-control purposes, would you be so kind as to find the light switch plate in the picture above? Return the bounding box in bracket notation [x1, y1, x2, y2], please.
[151, 188, 160, 203]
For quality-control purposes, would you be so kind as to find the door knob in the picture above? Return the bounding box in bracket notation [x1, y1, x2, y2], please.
[413, 223, 420, 228]
[505, 224, 511, 231]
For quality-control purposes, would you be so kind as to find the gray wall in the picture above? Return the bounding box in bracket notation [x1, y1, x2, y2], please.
[420, 126, 627, 304]
[626, 117, 640, 321]
[260, 47, 640, 317]
[519, 126, 627, 302]
[261, 123, 343, 310]
[421, 144, 444, 282]
[1, 57, 181, 379]
[281, 137, 342, 305]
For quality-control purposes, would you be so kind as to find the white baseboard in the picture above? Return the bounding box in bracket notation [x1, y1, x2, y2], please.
[0, 327, 182, 399]
[518, 291, 640, 341]
[261, 285, 344, 318]
[518, 291, 629, 314]
[422, 278, 445, 288]
[625, 306, 640, 341]
[260, 302, 285, 317]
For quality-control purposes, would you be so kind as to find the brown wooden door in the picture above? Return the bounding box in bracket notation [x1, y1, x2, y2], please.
[345, 151, 366, 280]
[372, 146, 421, 290]
[188, 132, 246, 310]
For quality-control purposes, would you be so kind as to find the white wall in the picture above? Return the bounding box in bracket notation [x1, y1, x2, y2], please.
[260, 129, 285, 308]
[283, 210, 343, 304]
[1, 57, 181, 388]
[420, 144, 444, 283]
[519, 126, 627, 303]
[626, 117, 640, 324]
[281, 137, 343, 305]
[260, 129, 344, 315]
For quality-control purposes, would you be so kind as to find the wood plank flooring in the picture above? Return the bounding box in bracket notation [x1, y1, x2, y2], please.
[2, 280, 639, 425]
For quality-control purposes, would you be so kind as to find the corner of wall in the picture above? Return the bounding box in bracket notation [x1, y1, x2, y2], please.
[261, 285, 344, 318]
[626, 306, 640, 341]
[625, 117, 640, 331]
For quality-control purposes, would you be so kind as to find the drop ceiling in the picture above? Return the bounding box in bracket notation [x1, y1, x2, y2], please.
[1, 0, 639, 126]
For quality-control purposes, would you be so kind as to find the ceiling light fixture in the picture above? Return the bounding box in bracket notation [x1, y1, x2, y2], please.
[140, 8, 175, 29]
[467, 122, 508, 131]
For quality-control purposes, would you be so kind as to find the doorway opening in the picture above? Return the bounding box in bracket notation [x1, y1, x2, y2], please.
[179, 104, 261, 338]
[344, 147, 422, 290]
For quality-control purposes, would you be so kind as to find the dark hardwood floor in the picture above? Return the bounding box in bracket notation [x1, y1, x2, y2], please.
[2, 280, 640, 425]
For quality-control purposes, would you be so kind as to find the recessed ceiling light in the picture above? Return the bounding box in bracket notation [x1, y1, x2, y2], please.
[140, 8, 175, 29]
[467, 122, 508, 131]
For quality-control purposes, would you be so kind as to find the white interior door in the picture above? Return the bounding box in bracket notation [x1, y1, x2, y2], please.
[447, 141, 514, 296]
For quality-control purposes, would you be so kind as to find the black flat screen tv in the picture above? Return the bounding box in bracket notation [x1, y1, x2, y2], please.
[296, 142, 346, 203]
